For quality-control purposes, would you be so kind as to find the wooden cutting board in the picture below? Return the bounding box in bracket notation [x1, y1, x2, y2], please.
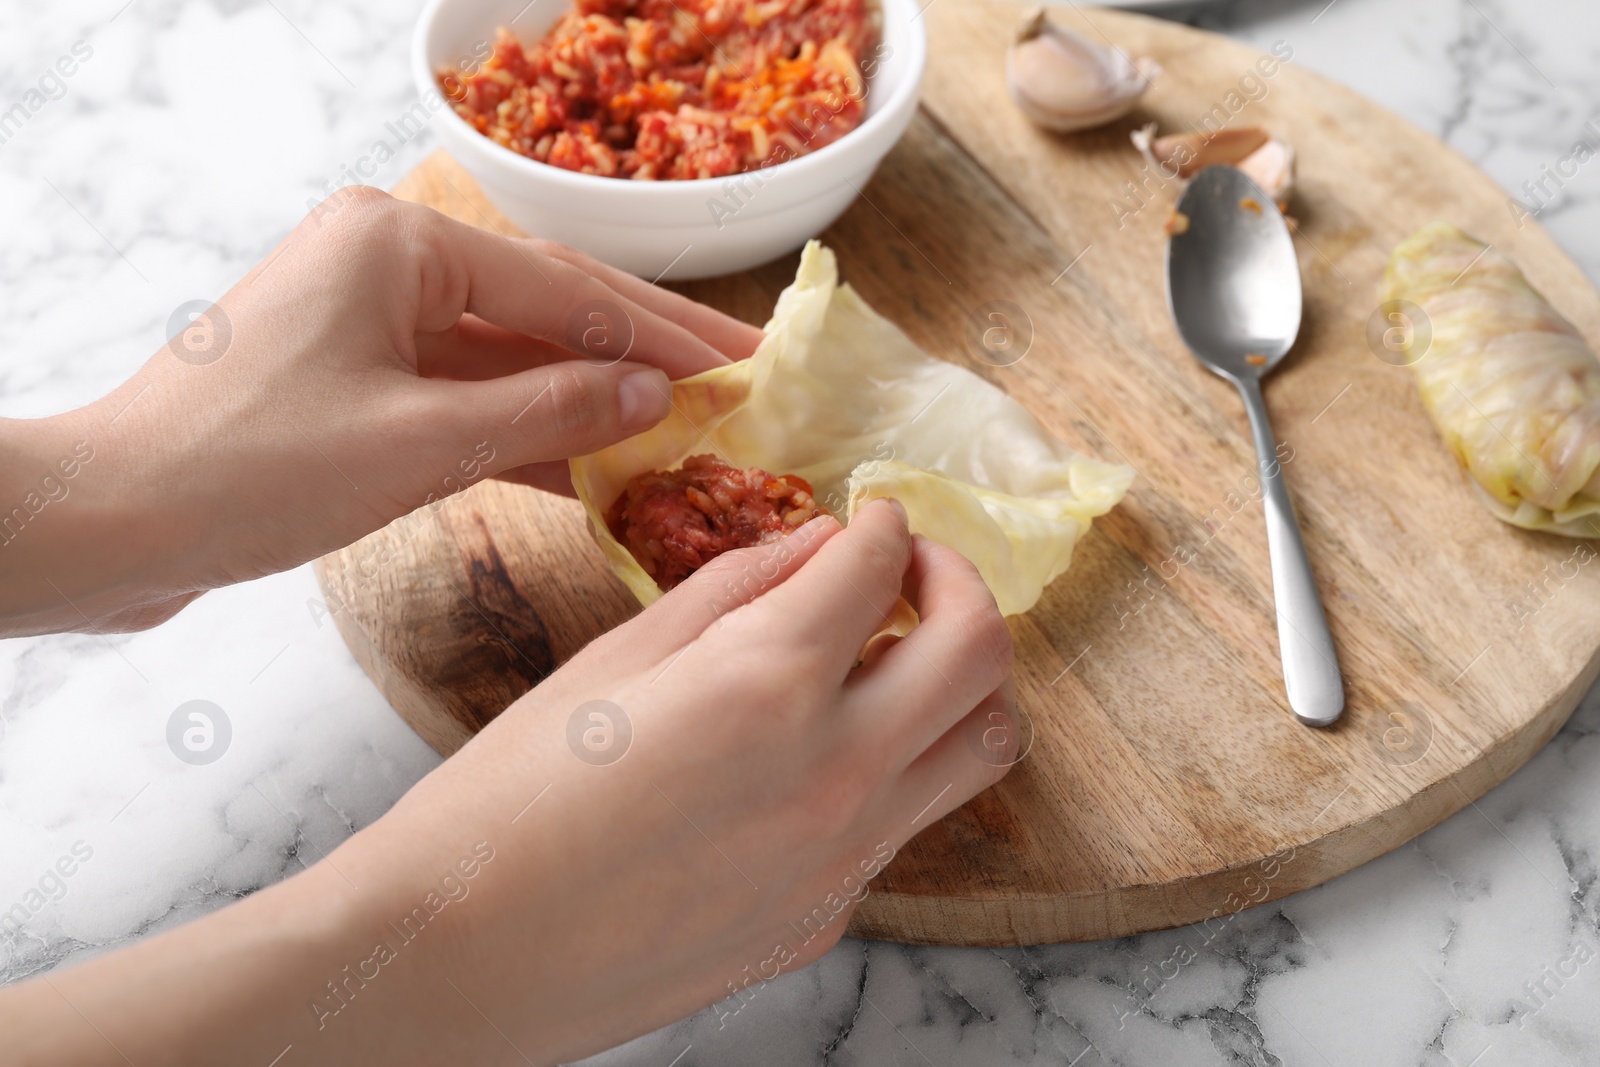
[317, 1, 1600, 945]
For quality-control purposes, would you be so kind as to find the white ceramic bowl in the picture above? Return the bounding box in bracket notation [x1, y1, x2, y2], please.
[412, 0, 926, 280]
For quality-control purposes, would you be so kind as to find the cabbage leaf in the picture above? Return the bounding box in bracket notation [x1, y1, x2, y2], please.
[570, 241, 1136, 615]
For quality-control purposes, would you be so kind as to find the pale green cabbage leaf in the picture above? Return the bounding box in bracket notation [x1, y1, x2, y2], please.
[570, 241, 1135, 615]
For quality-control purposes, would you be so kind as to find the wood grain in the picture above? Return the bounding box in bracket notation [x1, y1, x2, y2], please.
[316, 3, 1600, 944]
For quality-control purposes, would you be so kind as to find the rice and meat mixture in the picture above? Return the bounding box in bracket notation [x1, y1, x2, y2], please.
[439, 0, 878, 180]
[607, 454, 825, 589]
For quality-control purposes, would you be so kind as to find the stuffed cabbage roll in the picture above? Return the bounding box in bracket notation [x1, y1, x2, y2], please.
[570, 241, 1135, 616]
[1381, 222, 1600, 537]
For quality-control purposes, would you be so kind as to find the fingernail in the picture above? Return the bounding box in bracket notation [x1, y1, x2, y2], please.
[883, 498, 908, 524]
[618, 369, 670, 432]
[799, 513, 842, 539]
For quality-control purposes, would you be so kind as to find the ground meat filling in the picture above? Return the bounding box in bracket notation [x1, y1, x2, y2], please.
[438, 0, 877, 180]
[607, 454, 825, 589]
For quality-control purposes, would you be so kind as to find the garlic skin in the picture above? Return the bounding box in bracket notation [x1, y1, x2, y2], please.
[1235, 137, 1295, 207]
[1007, 8, 1160, 133]
[1131, 122, 1296, 207]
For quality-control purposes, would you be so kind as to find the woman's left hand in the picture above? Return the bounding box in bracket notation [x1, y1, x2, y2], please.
[0, 187, 761, 635]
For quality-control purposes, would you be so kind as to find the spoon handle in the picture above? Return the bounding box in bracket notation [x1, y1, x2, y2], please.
[1235, 376, 1345, 727]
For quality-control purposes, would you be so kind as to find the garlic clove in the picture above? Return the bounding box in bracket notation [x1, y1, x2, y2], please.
[1237, 137, 1295, 208]
[1131, 122, 1296, 207]
[1007, 8, 1159, 133]
[1133, 125, 1269, 179]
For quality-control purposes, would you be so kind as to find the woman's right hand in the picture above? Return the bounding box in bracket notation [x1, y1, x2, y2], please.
[363, 498, 1018, 1062]
[8, 498, 1017, 1067]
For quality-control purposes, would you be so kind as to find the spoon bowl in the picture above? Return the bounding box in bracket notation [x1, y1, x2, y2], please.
[1167, 165, 1302, 380]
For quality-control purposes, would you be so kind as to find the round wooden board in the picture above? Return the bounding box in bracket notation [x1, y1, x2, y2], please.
[317, 2, 1600, 945]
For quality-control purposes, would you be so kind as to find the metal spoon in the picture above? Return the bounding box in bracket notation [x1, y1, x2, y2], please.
[1165, 165, 1344, 728]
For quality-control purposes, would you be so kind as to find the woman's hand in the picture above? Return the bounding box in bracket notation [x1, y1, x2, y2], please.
[0, 187, 761, 636]
[2, 500, 1018, 1066]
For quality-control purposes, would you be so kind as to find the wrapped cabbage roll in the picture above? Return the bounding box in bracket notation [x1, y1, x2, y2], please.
[570, 241, 1135, 616]
[1381, 222, 1600, 537]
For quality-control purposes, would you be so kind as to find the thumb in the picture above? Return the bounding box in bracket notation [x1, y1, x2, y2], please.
[426, 359, 672, 468]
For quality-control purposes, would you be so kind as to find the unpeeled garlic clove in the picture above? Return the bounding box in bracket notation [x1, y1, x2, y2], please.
[1131, 122, 1296, 207]
[1007, 8, 1159, 133]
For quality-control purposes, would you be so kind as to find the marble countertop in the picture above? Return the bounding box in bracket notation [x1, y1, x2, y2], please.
[3, 0, 1598, 1063]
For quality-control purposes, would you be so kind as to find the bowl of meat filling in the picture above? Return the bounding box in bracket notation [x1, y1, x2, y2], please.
[412, 0, 924, 278]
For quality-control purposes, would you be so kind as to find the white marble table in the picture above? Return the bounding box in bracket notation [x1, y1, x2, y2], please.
[2, 0, 1597, 1063]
